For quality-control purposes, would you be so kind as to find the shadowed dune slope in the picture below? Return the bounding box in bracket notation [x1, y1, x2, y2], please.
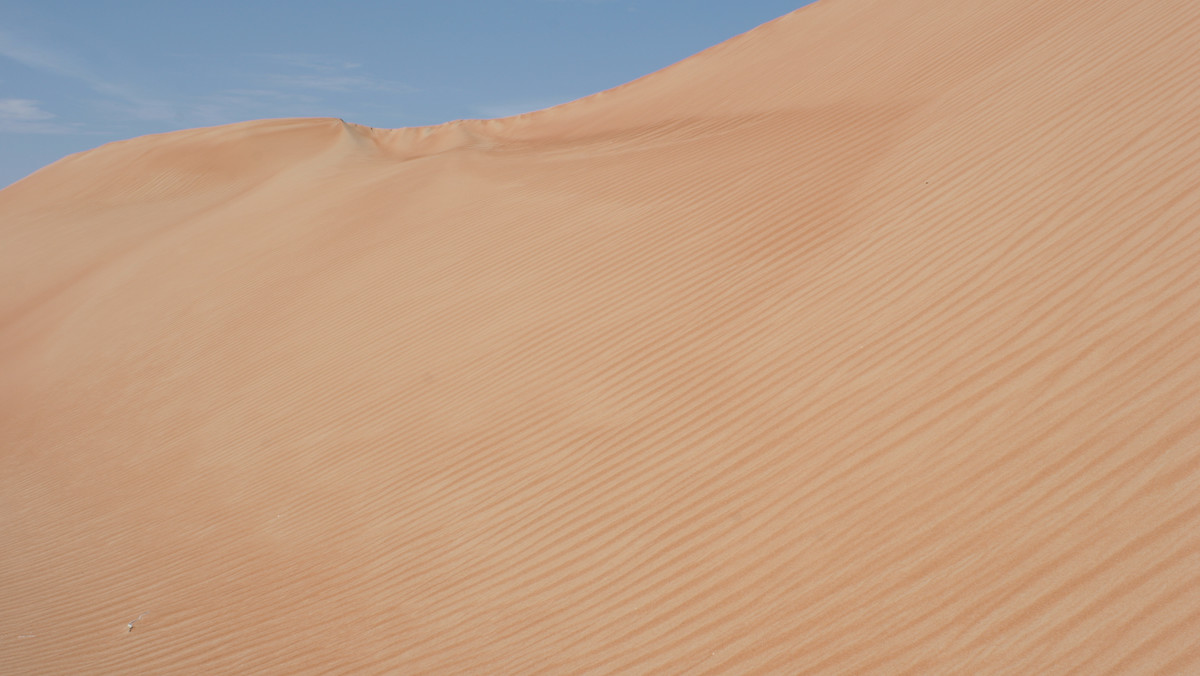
[3, 0, 1200, 673]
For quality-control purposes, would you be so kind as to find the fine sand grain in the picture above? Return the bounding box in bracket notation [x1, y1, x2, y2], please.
[2, 0, 1200, 673]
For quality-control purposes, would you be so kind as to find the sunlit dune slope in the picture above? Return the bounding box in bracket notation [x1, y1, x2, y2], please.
[3, 0, 1200, 673]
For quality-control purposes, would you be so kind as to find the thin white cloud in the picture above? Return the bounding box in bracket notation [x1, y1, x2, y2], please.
[0, 98, 54, 121]
[0, 98, 81, 134]
[258, 53, 414, 94]
[0, 31, 410, 133]
[267, 73, 412, 93]
[0, 28, 176, 123]
[263, 54, 363, 72]
[0, 30, 77, 76]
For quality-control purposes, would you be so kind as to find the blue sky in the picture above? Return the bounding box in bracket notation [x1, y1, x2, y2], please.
[0, 1, 810, 187]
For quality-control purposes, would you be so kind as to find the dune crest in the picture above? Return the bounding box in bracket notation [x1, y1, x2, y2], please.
[3, 0, 1200, 673]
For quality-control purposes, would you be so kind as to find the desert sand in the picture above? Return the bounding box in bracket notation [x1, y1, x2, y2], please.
[3, 0, 1200, 672]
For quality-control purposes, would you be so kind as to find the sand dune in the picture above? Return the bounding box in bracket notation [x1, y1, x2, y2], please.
[3, 0, 1200, 672]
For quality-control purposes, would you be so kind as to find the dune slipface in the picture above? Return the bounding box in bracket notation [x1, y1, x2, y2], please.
[3, 0, 1200, 673]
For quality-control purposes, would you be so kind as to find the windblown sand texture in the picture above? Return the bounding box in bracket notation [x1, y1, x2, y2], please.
[3, 0, 1200, 673]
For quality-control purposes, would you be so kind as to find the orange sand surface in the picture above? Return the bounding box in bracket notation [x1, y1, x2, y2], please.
[3, 0, 1200, 673]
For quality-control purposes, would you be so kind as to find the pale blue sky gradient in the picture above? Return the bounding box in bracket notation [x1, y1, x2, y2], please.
[0, 1, 811, 187]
